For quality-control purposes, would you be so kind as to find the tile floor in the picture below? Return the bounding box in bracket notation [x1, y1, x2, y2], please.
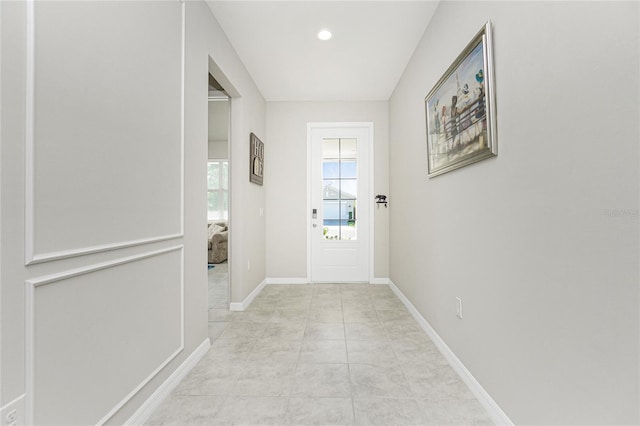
[147, 283, 493, 425]
[208, 262, 229, 310]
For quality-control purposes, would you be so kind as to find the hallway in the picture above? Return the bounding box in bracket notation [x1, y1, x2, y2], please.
[147, 284, 492, 425]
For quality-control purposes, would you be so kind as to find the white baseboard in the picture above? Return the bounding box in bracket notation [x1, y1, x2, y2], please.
[265, 277, 309, 285]
[124, 338, 211, 426]
[388, 280, 513, 426]
[265, 278, 390, 285]
[229, 279, 267, 311]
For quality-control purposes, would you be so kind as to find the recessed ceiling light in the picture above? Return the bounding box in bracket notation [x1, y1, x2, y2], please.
[317, 29, 332, 41]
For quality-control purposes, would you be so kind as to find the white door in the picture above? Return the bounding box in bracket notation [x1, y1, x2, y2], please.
[309, 123, 372, 282]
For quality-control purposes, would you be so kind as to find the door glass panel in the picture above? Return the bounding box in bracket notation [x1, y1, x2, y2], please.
[323, 179, 340, 199]
[340, 160, 357, 178]
[322, 138, 358, 241]
[340, 179, 357, 198]
[340, 138, 357, 157]
[322, 200, 340, 240]
[323, 139, 340, 157]
[322, 162, 340, 178]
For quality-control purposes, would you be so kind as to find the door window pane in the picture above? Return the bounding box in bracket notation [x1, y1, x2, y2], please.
[322, 200, 339, 220]
[322, 179, 339, 199]
[322, 162, 340, 179]
[340, 139, 357, 157]
[321, 138, 357, 241]
[322, 139, 340, 158]
[340, 179, 357, 199]
[340, 160, 357, 178]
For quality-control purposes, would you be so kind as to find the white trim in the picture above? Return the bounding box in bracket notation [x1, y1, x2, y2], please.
[25, 281, 35, 426]
[306, 123, 312, 283]
[267, 278, 390, 285]
[388, 280, 513, 426]
[26, 233, 183, 265]
[0, 394, 26, 413]
[266, 277, 309, 285]
[0, 394, 26, 426]
[208, 54, 243, 312]
[179, 0, 185, 237]
[26, 246, 183, 288]
[179, 235, 185, 350]
[124, 338, 211, 426]
[25, 0, 35, 265]
[24, 0, 185, 266]
[368, 125, 375, 284]
[97, 348, 184, 426]
[25, 246, 184, 425]
[229, 279, 266, 311]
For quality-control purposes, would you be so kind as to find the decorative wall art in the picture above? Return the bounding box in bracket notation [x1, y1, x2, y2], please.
[249, 132, 264, 185]
[425, 21, 497, 177]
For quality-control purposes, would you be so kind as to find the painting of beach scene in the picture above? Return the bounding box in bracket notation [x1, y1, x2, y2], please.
[425, 22, 497, 177]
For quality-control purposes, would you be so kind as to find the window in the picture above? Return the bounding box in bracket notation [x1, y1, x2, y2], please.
[322, 138, 357, 240]
[207, 160, 228, 221]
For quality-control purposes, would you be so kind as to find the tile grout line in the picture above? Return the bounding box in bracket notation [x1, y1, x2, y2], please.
[151, 283, 493, 425]
[340, 287, 358, 424]
[376, 292, 428, 419]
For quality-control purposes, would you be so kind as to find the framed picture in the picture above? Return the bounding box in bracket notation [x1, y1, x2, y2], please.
[249, 132, 264, 185]
[425, 21, 497, 178]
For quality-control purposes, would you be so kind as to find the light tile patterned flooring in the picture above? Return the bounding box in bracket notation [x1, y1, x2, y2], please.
[147, 283, 493, 425]
[208, 262, 229, 310]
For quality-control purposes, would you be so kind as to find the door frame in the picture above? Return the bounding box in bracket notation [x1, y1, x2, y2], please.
[208, 55, 239, 307]
[306, 122, 375, 283]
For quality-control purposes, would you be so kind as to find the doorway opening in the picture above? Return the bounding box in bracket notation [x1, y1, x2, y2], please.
[207, 73, 230, 314]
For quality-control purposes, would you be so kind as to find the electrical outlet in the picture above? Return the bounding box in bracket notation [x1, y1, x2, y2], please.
[259, 207, 264, 217]
[456, 297, 463, 319]
[247, 260, 251, 271]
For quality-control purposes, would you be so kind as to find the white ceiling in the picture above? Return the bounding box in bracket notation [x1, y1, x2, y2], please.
[206, 1, 439, 102]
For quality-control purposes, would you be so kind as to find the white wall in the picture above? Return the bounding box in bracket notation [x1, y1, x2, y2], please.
[389, 2, 639, 424]
[208, 100, 229, 159]
[265, 102, 389, 280]
[2, 2, 185, 424]
[0, 1, 266, 424]
[188, 2, 267, 305]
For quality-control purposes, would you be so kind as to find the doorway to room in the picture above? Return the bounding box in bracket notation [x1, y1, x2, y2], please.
[207, 73, 230, 313]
